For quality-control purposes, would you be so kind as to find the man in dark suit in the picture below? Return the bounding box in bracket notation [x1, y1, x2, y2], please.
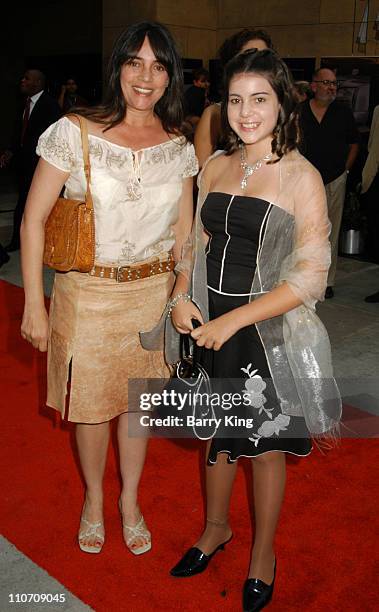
[0, 69, 61, 251]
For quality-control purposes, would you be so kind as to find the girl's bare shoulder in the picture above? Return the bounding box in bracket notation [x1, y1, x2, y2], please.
[199, 151, 234, 193]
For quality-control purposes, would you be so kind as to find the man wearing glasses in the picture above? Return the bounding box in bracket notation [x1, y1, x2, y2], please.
[299, 67, 359, 299]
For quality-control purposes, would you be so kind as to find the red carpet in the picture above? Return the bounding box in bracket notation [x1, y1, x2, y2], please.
[1, 279, 378, 611]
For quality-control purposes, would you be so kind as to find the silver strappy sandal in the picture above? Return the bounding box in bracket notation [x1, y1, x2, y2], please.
[78, 517, 105, 554]
[122, 515, 151, 555]
[119, 499, 151, 555]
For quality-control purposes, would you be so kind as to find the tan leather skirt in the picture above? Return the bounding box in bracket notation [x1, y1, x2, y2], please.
[47, 269, 174, 423]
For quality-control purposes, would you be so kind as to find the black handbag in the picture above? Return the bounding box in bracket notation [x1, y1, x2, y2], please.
[157, 321, 218, 440]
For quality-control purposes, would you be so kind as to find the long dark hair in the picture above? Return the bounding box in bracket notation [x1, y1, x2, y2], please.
[218, 28, 274, 68]
[76, 21, 185, 135]
[221, 49, 300, 159]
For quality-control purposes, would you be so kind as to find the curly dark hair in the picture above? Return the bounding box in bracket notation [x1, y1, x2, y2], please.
[75, 21, 185, 136]
[221, 49, 300, 160]
[218, 28, 274, 68]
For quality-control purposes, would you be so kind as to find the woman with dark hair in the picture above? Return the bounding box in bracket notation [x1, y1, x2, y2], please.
[20, 21, 197, 555]
[293, 79, 312, 103]
[194, 29, 274, 168]
[58, 76, 88, 113]
[162, 49, 340, 610]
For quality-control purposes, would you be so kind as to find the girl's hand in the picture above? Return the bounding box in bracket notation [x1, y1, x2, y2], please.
[171, 300, 203, 334]
[21, 306, 49, 352]
[190, 312, 239, 350]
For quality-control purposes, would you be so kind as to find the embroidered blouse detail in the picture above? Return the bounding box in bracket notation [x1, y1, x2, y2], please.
[36, 117, 198, 265]
[37, 123, 75, 168]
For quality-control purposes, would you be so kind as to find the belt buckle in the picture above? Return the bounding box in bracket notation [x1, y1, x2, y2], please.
[116, 265, 142, 282]
[116, 266, 130, 282]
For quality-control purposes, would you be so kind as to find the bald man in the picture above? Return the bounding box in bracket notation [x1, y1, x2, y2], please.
[299, 67, 359, 298]
[0, 69, 61, 251]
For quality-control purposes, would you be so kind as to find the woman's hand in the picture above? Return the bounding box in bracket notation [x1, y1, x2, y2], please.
[171, 300, 203, 334]
[190, 312, 239, 351]
[21, 306, 49, 352]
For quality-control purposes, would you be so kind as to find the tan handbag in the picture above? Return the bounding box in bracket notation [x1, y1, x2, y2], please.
[43, 114, 95, 272]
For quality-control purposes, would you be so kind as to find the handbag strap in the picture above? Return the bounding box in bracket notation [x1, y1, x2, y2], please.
[180, 320, 203, 367]
[66, 113, 93, 210]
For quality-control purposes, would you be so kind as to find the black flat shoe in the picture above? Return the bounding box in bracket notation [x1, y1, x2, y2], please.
[243, 560, 276, 612]
[170, 535, 233, 577]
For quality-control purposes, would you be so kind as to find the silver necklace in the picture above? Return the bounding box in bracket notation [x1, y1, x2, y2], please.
[240, 145, 272, 190]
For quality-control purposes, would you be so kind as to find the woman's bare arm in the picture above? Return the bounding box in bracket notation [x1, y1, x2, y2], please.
[194, 104, 222, 168]
[170, 177, 203, 331]
[171, 177, 194, 264]
[170, 159, 217, 333]
[21, 159, 69, 351]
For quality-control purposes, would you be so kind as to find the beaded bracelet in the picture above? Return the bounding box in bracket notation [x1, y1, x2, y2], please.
[167, 293, 191, 317]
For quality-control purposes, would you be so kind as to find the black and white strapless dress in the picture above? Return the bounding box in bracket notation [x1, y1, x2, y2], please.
[200, 192, 312, 463]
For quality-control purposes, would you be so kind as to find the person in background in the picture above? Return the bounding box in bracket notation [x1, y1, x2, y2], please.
[194, 28, 274, 168]
[58, 77, 88, 113]
[0, 69, 61, 252]
[184, 67, 210, 128]
[293, 80, 312, 103]
[20, 21, 197, 556]
[361, 104, 379, 302]
[299, 67, 359, 299]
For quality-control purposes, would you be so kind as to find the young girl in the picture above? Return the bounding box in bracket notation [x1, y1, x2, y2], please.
[162, 49, 341, 611]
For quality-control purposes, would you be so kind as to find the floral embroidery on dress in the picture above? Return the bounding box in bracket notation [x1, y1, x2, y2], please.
[240, 362, 290, 447]
[143, 139, 184, 167]
[126, 179, 142, 201]
[167, 142, 186, 163]
[149, 148, 165, 165]
[182, 147, 199, 178]
[88, 142, 104, 162]
[241, 363, 273, 419]
[119, 240, 137, 262]
[38, 126, 75, 169]
[105, 149, 128, 169]
[257, 414, 291, 437]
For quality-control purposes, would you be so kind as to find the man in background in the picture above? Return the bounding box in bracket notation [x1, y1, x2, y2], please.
[299, 67, 359, 298]
[0, 69, 61, 252]
[184, 67, 210, 127]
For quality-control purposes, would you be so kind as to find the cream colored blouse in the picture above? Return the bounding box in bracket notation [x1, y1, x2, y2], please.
[37, 117, 198, 265]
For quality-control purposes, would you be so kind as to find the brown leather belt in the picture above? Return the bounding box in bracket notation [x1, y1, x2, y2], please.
[88, 253, 175, 282]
